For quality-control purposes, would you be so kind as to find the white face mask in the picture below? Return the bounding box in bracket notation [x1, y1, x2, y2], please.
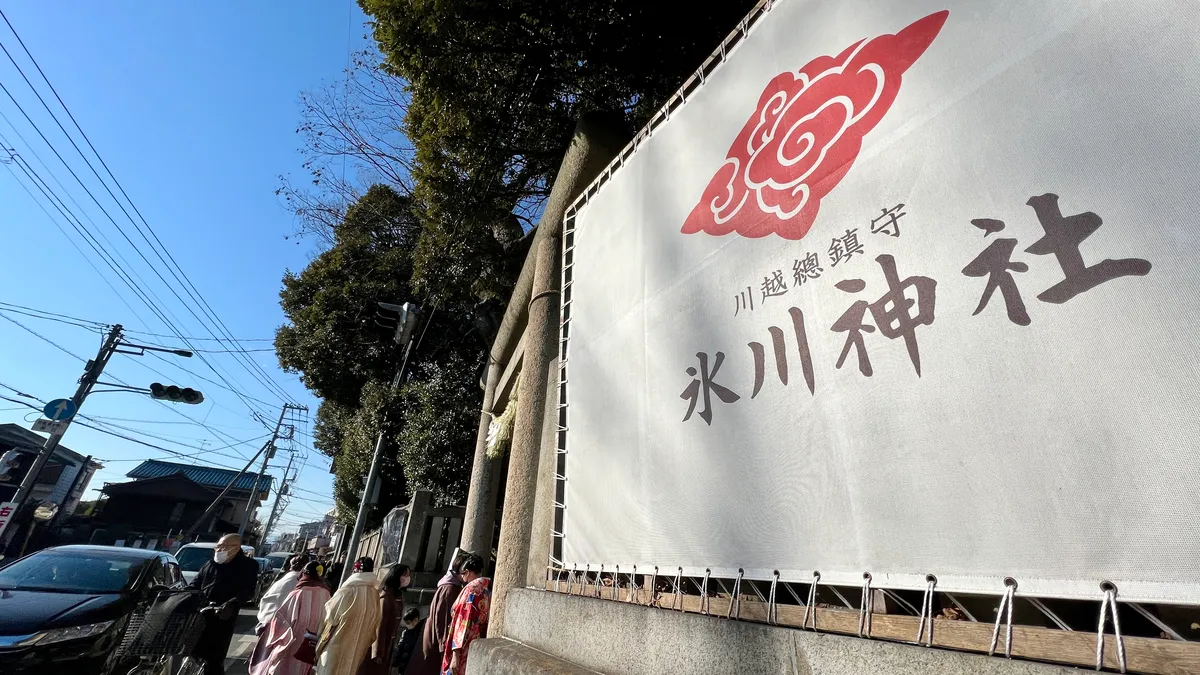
[213, 549, 231, 564]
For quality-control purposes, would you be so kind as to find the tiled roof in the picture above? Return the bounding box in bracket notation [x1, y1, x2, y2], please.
[0, 423, 87, 464]
[127, 459, 273, 495]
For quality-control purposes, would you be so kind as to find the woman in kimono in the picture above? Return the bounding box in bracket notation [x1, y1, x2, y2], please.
[250, 561, 330, 675]
[404, 557, 462, 675]
[357, 563, 411, 675]
[441, 554, 490, 675]
[315, 557, 381, 675]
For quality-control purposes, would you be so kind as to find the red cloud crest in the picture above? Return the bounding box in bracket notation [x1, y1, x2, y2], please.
[681, 11, 948, 240]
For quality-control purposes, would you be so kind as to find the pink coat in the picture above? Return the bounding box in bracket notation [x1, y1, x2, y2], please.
[250, 582, 331, 675]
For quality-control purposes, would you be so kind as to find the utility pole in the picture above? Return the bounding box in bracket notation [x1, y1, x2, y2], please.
[241, 405, 295, 538]
[343, 302, 419, 583]
[188, 403, 304, 539]
[185, 439, 272, 539]
[257, 449, 294, 554]
[0, 325, 122, 543]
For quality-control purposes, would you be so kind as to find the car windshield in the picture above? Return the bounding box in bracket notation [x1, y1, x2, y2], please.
[175, 547, 213, 572]
[265, 556, 286, 570]
[0, 550, 148, 594]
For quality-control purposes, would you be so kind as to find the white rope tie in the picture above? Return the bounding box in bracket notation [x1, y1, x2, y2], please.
[613, 565, 620, 601]
[648, 567, 658, 607]
[595, 565, 603, 598]
[858, 573, 873, 637]
[988, 578, 1018, 658]
[916, 575, 937, 646]
[553, 566, 561, 593]
[726, 569, 744, 620]
[1096, 583, 1127, 673]
[803, 572, 820, 630]
[568, 565, 578, 595]
[673, 568, 684, 611]
[700, 569, 712, 615]
[628, 566, 638, 603]
[768, 571, 780, 625]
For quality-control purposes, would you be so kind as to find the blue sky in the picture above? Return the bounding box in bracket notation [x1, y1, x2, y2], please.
[0, 2, 376, 536]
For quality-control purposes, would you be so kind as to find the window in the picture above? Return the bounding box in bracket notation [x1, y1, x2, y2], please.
[174, 546, 213, 572]
[0, 550, 152, 594]
[166, 562, 183, 587]
[168, 502, 185, 526]
[146, 557, 168, 587]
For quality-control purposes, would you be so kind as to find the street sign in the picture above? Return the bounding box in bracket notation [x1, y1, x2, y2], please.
[32, 418, 66, 435]
[43, 398, 77, 422]
[0, 501, 16, 541]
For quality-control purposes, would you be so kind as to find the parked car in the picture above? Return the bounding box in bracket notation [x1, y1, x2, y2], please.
[263, 551, 291, 578]
[252, 557, 273, 603]
[174, 542, 257, 585]
[0, 545, 184, 674]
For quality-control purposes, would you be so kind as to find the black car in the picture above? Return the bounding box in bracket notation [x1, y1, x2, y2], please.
[0, 545, 184, 674]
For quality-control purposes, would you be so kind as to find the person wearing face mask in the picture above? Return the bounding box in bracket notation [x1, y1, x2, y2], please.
[357, 564, 411, 675]
[188, 533, 262, 675]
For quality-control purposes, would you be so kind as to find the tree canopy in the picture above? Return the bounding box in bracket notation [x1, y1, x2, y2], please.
[358, 0, 757, 302]
[278, 0, 756, 523]
[276, 183, 487, 517]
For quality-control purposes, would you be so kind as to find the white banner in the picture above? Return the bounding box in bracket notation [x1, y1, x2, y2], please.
[561, 0, 1200, 603]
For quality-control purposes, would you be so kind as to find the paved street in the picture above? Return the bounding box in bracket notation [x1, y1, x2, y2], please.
[222, 608, 259, 675]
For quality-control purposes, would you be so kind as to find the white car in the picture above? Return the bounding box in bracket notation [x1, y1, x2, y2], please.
[174, 542, 257, 584]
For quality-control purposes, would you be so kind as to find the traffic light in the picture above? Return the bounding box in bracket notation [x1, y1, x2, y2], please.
[149, 383, 205, 405]
[377, 301, 420, 345]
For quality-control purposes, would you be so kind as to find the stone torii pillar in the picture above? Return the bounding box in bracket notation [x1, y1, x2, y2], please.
[459, 112, 627, 636]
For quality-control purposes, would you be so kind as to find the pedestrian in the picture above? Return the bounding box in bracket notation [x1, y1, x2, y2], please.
[404, 556, 463, 675]
[257, 555, 307, 630]
[315, 556, 381, 675]
[358, 564, 411, 675]
[393, 609, 423, 674]
[325, 555, 346, 592]
[188, 534, 261, 675]
[441, 554, 490, 675]
[248, 555, 309, 671]
[249, 561, 330, 675]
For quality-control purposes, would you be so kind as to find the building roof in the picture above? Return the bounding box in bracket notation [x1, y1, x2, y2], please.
[0, 423, 100, 468]
[101, 472, 217, 502]
[127, 459, 273, 495]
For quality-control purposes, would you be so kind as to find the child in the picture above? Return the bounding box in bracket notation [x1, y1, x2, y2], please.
[394, 608, 424, 673]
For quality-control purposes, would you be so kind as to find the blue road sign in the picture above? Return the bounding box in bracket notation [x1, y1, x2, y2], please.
[43, 399, 77, 422]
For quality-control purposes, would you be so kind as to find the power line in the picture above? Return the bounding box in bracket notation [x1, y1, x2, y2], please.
[144, 351, 280, 410]
[0, 151, 157, 331]
[0, 310, 91, 361]
[0, 135, 274, 421]
[0, 301, 106, 330]
[0, 300, 262, 457]
[0, 389, 259, 467]
[122, 329, 274, 343]
[0, 82, 288, 419]
[0, 18, 299, 407]
[0, 299, 274, 345]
